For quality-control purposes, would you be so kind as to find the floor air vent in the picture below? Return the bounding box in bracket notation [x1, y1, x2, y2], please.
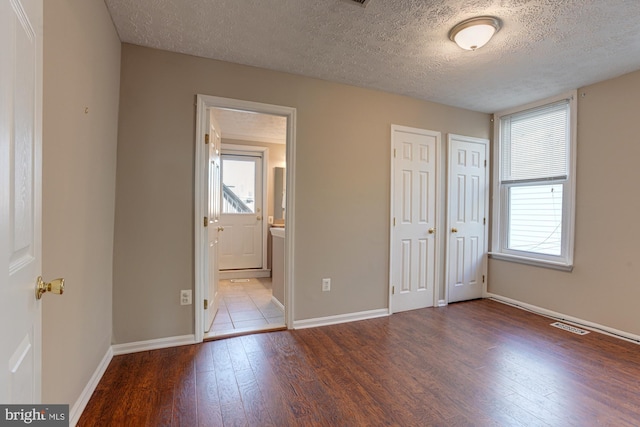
[550, 322, 590, 335]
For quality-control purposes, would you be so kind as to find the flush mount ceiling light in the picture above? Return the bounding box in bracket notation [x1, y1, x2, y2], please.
[449, 16, 502, 51]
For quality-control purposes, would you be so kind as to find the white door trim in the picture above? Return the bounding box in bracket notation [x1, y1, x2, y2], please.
[219, 143, 269, 273]
[195, 95, 296, 341]
[388, 124, 440, 314]
[444, 134, 489, 304]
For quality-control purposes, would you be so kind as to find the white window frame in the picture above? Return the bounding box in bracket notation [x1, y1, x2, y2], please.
[491, 91, 577, 271]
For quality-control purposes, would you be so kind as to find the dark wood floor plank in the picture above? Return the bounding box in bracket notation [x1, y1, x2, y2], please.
[195, 340, 215, 373]
[79, 299, 640, 426]
[243, 348, 300, 426]
[196, 369, 223, 426]
[234, 366, 276, 427]
[171, 351, 197, 426]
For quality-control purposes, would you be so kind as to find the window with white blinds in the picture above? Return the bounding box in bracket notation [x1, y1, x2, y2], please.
[501, 100, 569, 183]
[492, 93, 577, 270]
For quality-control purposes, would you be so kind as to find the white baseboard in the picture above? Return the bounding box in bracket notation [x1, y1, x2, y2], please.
[293, 308, 389, 330]
[271, 295, 284, 311]
[437, 299, 447, 307]
[486, 293, 640, 344]
[219, 269, 271, 279]
[112, 334, 197, 356]
[69, 346, 113, 427]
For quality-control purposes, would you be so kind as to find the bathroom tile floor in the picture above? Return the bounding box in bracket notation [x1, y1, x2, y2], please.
[206, 277, 285, 338]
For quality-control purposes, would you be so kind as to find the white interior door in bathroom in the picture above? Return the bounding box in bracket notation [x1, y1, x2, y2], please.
[205, 112, 222, 332]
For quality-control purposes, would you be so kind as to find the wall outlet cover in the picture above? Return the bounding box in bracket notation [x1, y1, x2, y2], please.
[180, 289, 192, 305]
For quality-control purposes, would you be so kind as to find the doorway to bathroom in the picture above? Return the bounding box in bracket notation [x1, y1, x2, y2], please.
[194, 95, 296, 342]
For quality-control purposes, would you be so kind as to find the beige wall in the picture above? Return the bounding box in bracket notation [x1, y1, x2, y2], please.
[113, 44, 489, 343]
[42, 0, 120, 406]
[488, 69, 640, 336]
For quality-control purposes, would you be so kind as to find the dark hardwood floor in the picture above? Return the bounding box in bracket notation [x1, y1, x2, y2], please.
[78, 299, 640, 426]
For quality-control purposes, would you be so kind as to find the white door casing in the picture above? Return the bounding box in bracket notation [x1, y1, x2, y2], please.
[390, 125, 439, 313]
[194, 95, 296, 341]
[204, 112, 222, 333]
[1, 0, 43, 403]
[446, 134, 489, 303]
[219, 148, 266, 271]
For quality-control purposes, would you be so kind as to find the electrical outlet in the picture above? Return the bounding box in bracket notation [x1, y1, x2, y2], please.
[180, 289, 192, 305]
[322, 278, 331, 292]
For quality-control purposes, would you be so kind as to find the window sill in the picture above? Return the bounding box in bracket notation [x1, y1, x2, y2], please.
[489, 252, 574, 272]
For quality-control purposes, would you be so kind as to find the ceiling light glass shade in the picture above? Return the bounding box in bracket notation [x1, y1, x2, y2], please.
[449, 16, 502, 51]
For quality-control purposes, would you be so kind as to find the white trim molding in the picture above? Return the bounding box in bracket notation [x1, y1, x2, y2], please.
[491, 91, 577, 270]
[486, 293, 640, 345]
[70, 346, 113, 426]
[111, 335, 197, 356]
[219, 269, 271, 280]
[293, 309, 389, 330]
[195, 95, 297, 342]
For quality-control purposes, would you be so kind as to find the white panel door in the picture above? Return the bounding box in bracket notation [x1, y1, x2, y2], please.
[205, 112, 222, 332]
[219, 153, 263, 270]
[447, 134, 488, 303]
[390, 126, 439, 312]
[1, 0, 43, 403]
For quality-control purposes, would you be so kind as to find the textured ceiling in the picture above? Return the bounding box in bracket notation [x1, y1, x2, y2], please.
[105, 0, 640, 113]
[212, 108, 287, 144]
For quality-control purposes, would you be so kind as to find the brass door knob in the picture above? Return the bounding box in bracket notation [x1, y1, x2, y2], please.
[428, 228, 435, 234]
[451, 228, 458, 233]
[36, 276, 64, 300]
[217, 226, 225, 232]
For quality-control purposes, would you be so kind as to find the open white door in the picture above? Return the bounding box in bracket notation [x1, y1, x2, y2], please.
[204, 112, 222, 333]
[390, 125, 439, 313]
[446, 134, 489, 303]
[1, 0, 44, 403]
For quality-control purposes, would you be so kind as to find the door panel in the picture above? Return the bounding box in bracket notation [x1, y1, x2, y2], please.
[391, 126, 439, 312]
[447, 135, 488, 303]
[219, 153, 263, 270]
[205, 112, 222, 332]
[1, 0, 42, 403]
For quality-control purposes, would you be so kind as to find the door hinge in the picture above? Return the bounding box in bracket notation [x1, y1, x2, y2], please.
[482, 275, 485, 283]
[483, 217, 486, 225]
[204, 217, 209, 227]
[393, 148, 397, 158]
[393, 217, 396, 226]
[484, 159, 487, 167]
[204, 299, 208, 310]
[205, 133, 210, 144]
[392, 285, 395, 295]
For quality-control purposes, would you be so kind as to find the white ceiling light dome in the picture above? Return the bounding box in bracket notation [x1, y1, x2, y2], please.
[449, 16, 502, 51]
